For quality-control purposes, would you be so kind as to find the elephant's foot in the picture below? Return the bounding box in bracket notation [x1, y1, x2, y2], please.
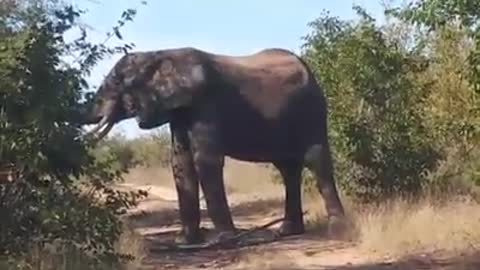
[277, 220, 305, 237]
[212, 218, 237, 237]
[212, 229, 237, 243]
[175, 227, 204, 245]
[327, 215, 349, 240]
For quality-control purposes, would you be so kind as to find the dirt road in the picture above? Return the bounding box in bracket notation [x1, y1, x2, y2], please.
[121, 160, 480, 270]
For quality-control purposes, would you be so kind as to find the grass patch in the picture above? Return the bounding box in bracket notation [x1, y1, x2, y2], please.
[354, 195, 480, 257]
[303, 190, 480, 257]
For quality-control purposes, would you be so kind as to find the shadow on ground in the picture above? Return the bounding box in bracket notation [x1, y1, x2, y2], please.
[141, 233, 333, 270]
[141, 236, 480, 270]
[128, 196, 285, 229]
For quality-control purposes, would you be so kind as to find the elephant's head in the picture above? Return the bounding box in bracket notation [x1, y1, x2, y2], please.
[79, 49, 207, 139]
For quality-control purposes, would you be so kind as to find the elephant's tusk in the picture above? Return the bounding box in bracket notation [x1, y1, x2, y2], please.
[83, 115, 109, 137]
[95, 121, 114, 141]
[78, 115, 113, 141]
[76, 119, 114, 142]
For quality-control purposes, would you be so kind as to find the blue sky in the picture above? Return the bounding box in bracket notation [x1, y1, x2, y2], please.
[72, 0, 401, 138]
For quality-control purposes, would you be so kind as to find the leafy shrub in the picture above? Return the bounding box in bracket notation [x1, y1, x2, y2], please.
[0, 0, 147, 268]
[293, 4, 480, 202]
[129, 131, 171, 168]
[93, 131, 171, 172]
[299, 7, 440, 201]
[93, 134, 138, 172]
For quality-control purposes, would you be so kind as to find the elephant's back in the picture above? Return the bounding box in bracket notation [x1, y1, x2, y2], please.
[208, 49, 316, 120]
[206, 49, 328, 161]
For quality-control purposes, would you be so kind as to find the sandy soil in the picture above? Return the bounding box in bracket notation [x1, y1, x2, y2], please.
[120, 159, 480, 270]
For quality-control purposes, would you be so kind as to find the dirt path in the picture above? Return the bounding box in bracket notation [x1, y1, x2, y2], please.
[121, 181, 480, 270]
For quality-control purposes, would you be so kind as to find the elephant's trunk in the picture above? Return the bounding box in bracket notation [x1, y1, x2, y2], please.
[80, 100, 116, 140]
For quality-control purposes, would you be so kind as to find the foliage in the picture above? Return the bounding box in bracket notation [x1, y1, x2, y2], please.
[93, 135, 138, 173]
[413, 26, 480, 192]
[388, 0, 480, 94]
[384, 1, 480, 194]
[0, 0, 147, 268]
[295, 2, 480, 202]
[299, 7, 441, 201]
[92, 131, 171, 172]
[127, 131, 171, 168]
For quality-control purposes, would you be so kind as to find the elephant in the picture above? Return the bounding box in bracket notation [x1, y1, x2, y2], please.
[78, 47, 346, 244]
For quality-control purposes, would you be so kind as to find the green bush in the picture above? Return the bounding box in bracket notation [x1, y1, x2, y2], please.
[0, 0, 147, 268]
[92, 134, 138, 172]
[129, 131, 171, 168]
[93, 131, 171, 171]
[299, 7, 440, 201]
[295, 4, 480, 202]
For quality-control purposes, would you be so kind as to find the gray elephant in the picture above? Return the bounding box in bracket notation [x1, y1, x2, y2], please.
[78, 47, 346, 244]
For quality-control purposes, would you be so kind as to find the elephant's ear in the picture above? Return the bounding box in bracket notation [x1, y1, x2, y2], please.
[148, 58, 206, 110]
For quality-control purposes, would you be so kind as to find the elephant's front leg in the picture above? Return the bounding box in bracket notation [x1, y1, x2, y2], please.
[190, 123, 235, 234]
[171, 123, 202, 244]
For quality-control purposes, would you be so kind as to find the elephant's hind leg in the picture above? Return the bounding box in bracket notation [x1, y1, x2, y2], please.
[304, 143, 347, 238]
[273, 160, 305, 236]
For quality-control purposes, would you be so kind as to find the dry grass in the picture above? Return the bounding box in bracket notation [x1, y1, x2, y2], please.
[125, 158, 480, 256]
[223, 158, 278, 195]
[122, 158, 279, 197]
[289, 188, 480, 260]
[121, 156, 480, 267]
[115, 221, 148, 269]
[354, 196, 480, 257]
